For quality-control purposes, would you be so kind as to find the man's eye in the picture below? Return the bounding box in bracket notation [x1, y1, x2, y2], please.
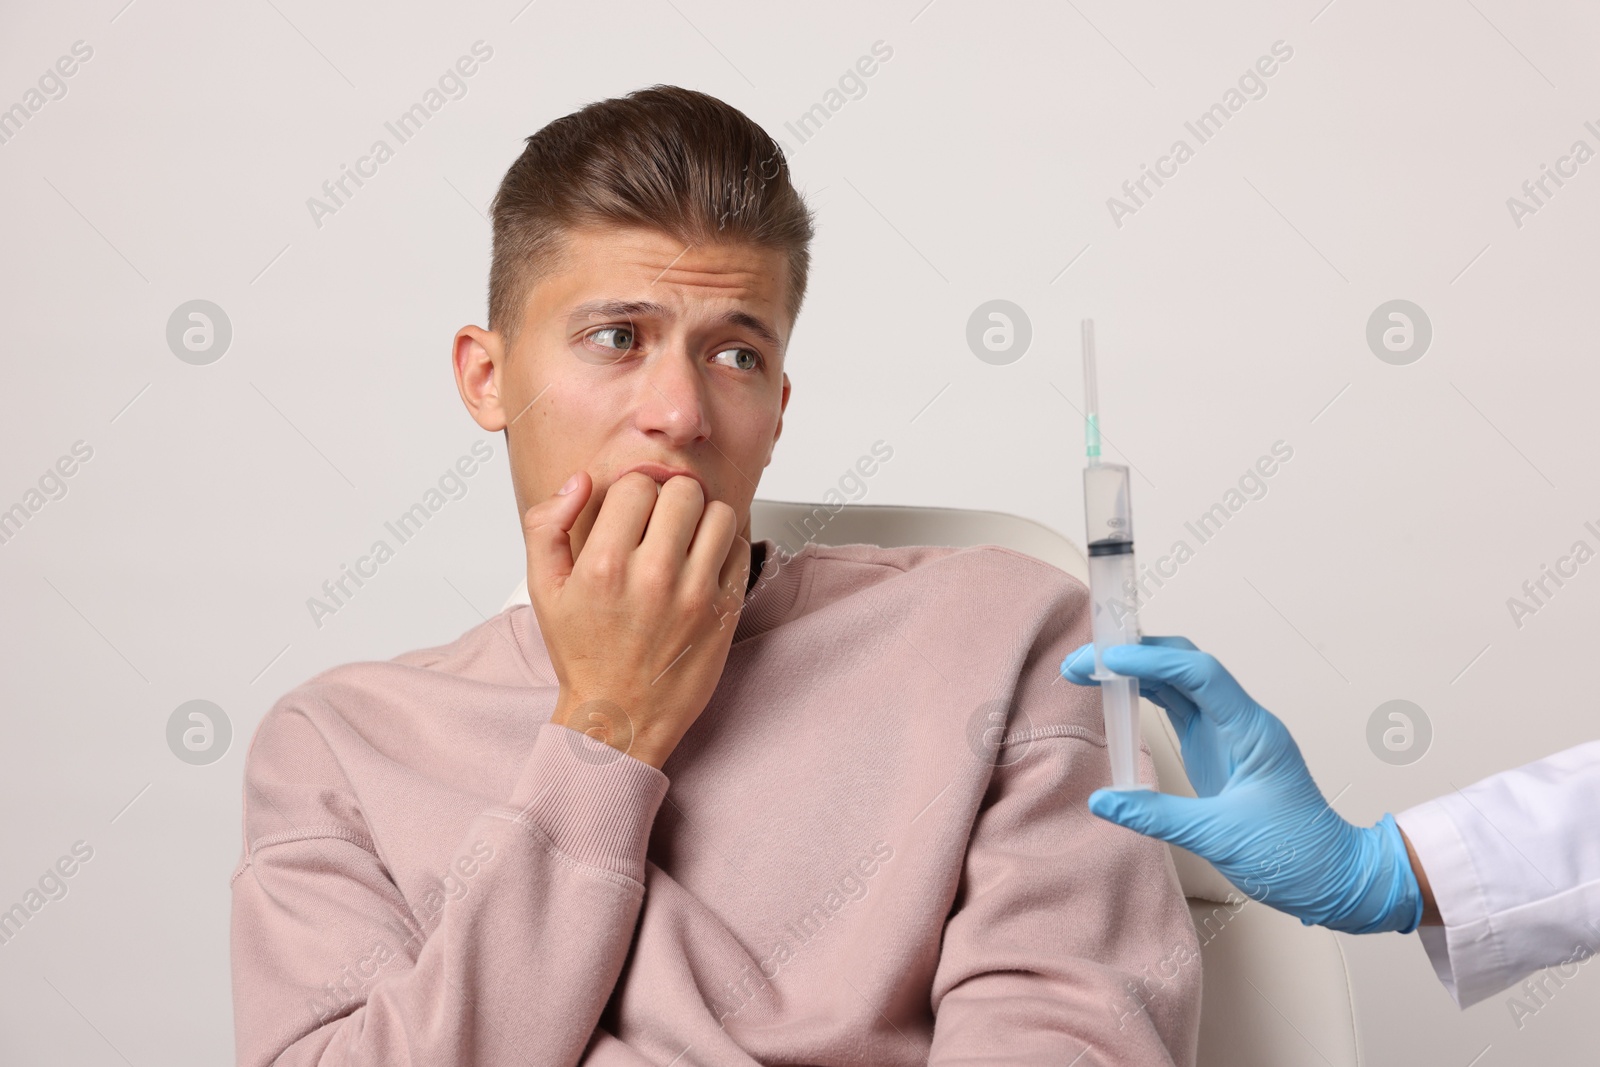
[713, 347, 763, 371]
[587, 326, 634, 351]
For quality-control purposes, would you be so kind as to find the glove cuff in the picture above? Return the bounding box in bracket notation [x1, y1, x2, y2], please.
[1338, 813, 1423, 935]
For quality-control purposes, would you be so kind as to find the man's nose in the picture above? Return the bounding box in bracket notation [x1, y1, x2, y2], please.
[633, 345, 710, 447]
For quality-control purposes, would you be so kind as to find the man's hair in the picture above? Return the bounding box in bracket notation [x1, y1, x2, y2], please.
[487, 84, 816, 350]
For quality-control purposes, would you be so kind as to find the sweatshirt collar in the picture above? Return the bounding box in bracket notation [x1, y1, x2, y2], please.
[733, 537, 810, 643]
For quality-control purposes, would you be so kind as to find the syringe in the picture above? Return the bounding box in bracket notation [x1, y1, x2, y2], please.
[1081, 319, 1146, 791]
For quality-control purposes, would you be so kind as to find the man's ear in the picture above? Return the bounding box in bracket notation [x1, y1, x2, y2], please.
[454, 326, 507, 432]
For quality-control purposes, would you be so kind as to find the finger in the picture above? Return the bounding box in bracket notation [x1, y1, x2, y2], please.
[1063, 637, 1198, 682]
[1087, 788, 1215, 854]
[1060, 643, 1099, 685]
[640, 475, 709, 567]
[711, 532, 750, 624]
[1061, 650, 1199, 746]
[524, 471, 592, 594]
[1099, 644, 1258, 727]
[1061, 644, 1199, 726]
[690, 501, 741, 601]
[1148, 683, 1199, 734]
[583, 471, 662, 563]
[1135, 635, 1201, 652]
[1135, 638, 1201, 729]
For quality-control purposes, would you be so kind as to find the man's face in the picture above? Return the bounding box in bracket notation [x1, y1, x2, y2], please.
[454, 224, 792, 559]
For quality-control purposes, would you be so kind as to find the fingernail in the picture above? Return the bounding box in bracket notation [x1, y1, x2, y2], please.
[558, 472, 580, 495]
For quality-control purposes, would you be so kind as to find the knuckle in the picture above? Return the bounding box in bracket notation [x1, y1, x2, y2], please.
[521, 504, 549, 532]
[585, 550, 626, 584]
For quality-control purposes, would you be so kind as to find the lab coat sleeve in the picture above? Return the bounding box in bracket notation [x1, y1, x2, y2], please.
[1393, 739, 1600, 1008]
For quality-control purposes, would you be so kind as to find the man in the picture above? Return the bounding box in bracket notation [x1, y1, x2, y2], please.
[230, 84, 1201, 1066]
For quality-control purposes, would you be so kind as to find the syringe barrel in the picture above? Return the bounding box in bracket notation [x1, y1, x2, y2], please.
[1099, 675, 1142, 790]
[1084, 462, 1135, 548]
[1083, 460, 1146, 790]
[1087, 552, 1142, 651]
[1083, 461, 1142, 653]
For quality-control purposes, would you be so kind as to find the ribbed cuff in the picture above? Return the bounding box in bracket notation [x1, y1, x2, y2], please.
[504, 722, 670, 883]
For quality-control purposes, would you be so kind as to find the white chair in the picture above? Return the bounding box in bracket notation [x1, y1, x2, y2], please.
[504, 499, 1365, 1066]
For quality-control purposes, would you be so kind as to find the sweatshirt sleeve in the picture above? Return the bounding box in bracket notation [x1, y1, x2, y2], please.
[1394, 739, 1600, 1009]
[927, 578, 1202, 1067]
[230, 706, 669, 1067]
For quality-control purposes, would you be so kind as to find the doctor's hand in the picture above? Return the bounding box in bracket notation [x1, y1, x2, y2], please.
[1061, 637, 1427, 935]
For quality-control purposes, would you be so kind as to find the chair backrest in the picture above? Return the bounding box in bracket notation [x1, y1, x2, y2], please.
[500, 500, 1365, 1065]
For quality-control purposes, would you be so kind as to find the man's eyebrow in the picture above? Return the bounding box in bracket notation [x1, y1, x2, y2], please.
[568, 299, 782, 351]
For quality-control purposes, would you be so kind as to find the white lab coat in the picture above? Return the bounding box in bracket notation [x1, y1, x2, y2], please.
[1393, 739, 1600, 1008]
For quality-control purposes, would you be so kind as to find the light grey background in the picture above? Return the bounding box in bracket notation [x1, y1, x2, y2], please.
[2, 0, 1595, 1063]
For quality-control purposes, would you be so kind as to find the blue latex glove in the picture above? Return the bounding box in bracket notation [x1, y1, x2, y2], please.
[1061, 636, 1422, 935]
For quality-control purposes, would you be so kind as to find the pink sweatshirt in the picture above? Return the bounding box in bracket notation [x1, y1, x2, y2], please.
[231, 538, 1201, 1066]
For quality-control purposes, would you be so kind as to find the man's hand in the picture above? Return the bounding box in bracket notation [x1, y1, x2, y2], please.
[524, 470, 751, 770]
[1061, 636, 1426, 934]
